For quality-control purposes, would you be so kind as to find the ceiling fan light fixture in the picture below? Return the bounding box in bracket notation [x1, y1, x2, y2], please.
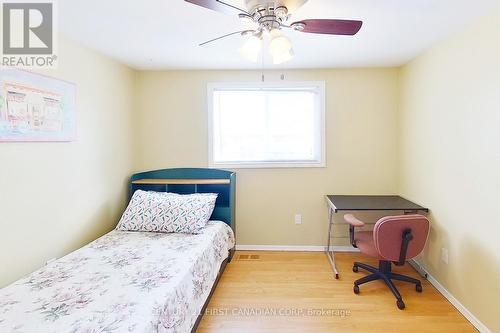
[239, 34, 262, 62]
[186, 1, 362, 65]
[271, 47, 294, 64]
[269, 29, 294, 64]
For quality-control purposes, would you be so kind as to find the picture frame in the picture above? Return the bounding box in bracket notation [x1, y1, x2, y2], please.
[0, 68, 76, 142]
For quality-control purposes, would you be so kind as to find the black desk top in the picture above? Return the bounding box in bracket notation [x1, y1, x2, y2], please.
[326, 195, 428, 213]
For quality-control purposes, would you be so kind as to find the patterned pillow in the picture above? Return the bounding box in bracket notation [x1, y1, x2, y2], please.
[116, 190, 218, 234]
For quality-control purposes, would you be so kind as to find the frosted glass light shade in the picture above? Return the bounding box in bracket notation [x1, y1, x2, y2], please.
[269, 29, 294, 64]
[239, 35, 262, 62]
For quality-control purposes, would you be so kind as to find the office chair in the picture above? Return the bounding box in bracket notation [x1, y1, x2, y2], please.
[345, 214, 430, 310]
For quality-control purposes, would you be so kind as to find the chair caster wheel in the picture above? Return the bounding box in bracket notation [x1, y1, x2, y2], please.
[416, 284, 423, 293]
[353, 285, 360, 294]
[353, 265, 358, 273]
[397, 300, 405, 310]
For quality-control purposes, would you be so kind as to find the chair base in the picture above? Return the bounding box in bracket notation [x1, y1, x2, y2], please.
[353, 260, 423, 310]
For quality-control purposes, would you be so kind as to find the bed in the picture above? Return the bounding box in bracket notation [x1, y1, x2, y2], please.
[0, 168, 236, 333]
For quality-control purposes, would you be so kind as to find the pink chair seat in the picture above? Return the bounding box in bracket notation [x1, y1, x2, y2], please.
[355, 231, 383, 260]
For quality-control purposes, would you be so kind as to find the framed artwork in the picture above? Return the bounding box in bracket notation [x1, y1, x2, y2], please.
[0, 68, 76, 142]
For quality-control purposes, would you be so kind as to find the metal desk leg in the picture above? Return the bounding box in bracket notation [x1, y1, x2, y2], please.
[325, 207, 339, 279]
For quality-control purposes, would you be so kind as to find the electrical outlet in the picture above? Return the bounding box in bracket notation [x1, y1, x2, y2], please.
[294, 214, 302, 225]
[441, 248, 449, 264]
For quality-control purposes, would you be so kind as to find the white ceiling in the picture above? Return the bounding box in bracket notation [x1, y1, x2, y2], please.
[59, 0, 500, 70]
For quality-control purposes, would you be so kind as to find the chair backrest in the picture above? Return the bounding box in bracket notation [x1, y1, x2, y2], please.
[373, 214, 430, 262]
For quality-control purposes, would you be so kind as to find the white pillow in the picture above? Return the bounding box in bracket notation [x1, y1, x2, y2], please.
[116, 190, 218, 234]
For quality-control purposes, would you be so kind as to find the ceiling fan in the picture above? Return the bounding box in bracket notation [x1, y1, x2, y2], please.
[185, 0, 363, 64]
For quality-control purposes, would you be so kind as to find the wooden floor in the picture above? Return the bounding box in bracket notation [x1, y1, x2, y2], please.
[198, 251, 476, 333]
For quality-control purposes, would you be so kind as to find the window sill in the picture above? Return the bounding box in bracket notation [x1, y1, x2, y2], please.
[209, 162, 326, 169]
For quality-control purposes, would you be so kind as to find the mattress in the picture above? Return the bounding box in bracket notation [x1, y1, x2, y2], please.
[0, 221, 235, 333]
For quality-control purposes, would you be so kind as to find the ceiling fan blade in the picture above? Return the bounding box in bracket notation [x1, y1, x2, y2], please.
[292, 19, 363, 35]
[199, 30, 254, 46]
[185, 0, 248, 15]
[276, 0, 309, 13]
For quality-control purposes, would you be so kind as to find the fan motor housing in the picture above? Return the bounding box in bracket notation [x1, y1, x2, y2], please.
[244, 1, 289, 30]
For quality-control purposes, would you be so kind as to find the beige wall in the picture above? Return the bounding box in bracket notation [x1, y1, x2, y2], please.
[135, 69, 400, 247]
[0, 36, 137, 287]
[399, 8, 500, 332]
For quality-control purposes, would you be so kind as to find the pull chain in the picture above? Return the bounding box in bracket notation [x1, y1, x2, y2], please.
[261, 46, 265, 82]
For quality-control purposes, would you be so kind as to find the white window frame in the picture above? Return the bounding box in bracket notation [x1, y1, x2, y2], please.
[207, 81, 326, 169]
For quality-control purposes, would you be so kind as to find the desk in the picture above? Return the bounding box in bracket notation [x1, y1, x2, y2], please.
[325, 195, 428, 279]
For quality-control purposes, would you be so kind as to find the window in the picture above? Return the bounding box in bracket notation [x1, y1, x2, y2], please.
[208, 82, 325, 168]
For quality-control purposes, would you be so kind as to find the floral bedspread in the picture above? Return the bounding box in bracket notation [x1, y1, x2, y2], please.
[0, 221, 235, 333]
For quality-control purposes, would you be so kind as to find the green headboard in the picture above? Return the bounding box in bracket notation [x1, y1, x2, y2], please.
[128, 168, 236, 234]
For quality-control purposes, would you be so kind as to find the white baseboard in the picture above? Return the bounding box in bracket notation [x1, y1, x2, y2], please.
[235, 245, 359, 252]
[411, 260, 491, 333]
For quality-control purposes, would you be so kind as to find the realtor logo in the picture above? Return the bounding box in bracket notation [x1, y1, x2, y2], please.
[1, 0, 58, 68]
